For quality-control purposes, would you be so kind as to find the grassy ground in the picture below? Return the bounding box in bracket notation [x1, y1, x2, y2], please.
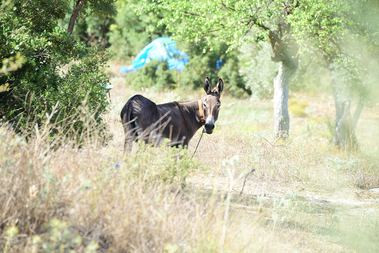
[1, 71, 379, 252]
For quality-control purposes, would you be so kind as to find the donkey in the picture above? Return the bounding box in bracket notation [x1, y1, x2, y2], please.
[120, 77, 224, 150]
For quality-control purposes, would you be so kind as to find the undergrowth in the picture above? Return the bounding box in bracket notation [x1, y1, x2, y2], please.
[0, 124, 217, 252]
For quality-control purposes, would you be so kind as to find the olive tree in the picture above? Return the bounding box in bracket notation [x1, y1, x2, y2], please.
[139, 0, 300, 139]
[289, 0, 379, 150]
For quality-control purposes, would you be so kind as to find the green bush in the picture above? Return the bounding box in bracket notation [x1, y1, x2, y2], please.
[0, 1, 110, 141]
[218, 54, 251, 97]
[125, 61, 176, 90]
[73, 15, 115, 48]
[179, 45, 250, 97]
[177, 43, 222, 89]
[124, 52, 250, 98]
[123, 43, 251, 97]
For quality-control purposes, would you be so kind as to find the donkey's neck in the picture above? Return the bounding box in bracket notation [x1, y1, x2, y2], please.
[177, 100, 204, 132]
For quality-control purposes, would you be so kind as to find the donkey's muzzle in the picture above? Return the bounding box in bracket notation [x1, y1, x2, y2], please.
[204, 123, 214, 134]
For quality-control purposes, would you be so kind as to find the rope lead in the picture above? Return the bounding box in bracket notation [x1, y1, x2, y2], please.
[191, 129, 205, 159]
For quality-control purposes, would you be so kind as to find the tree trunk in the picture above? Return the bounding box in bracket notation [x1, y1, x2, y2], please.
[269, 28, 298, 139]
[67, 0, 86, 34]
[329, 61, 364, 151]
[331, 76, 363, 151]
[273, 61, 294, 139]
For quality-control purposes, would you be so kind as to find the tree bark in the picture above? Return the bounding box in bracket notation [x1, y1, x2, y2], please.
[273, 60, 294, 139]
[67, 0, 86, 34]
[331, 77, 363, 151]
[269, 28, 298, 139]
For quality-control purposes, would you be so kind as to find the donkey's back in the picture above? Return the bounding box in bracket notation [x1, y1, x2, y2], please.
[120, 95, 159, 128]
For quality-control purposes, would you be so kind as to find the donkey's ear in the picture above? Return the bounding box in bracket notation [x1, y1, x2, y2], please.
[215, 78, 224, 95]
[204, 77, 211, 94]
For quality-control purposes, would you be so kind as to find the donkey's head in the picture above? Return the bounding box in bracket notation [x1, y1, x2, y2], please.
[200, 77, 224, 134]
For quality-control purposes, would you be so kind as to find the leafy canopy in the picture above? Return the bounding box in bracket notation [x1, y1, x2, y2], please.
[138, 0, 299, 49]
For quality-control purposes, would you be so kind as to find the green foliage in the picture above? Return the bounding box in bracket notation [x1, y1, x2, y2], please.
[178, 45, 221, 89]
[289, 0, 379, 99]
[0, 53, 26, 75]
[109, 0, 167, 59]
[125, 61, 176, 90]
[73, 14, 114, 47]
[0, 0, 110, 140]
[112, 2, 250, 97]
[0, 53, 26, 93]
[124, 49, 250, 97]
[86, 0, 116, 16]
[218, 54, 250, 97]
[288, 0, 349, 59]
[12, 0, 71, 32]
[137, 0, 299, 48]
[178, 42, 248, 96]
[133, 0, 302, 98]
[68, 0, 116, 47]
[136, 0, 377, 99]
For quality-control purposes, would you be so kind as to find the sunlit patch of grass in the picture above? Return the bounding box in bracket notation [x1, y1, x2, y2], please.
[257, 193, 379, 252]
[324, 208, 379, 252]
[289, 98, 309, 117]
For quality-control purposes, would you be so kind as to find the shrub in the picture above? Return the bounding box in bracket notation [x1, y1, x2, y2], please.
[218, 54, 251, 98]
[123, 44, 251, 97]
[179, 46, 250, 97]
[125, 61, 176, 90]
[73, 15, 115, 48]
[0, 1, 110, 141]
[177, 43, 223, 89]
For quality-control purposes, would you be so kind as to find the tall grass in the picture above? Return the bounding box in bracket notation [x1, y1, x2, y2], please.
[1, 86, 379, 252]
[0, 120, 224, 252]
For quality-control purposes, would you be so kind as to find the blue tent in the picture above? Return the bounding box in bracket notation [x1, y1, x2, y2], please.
[120, 37, 189, 73]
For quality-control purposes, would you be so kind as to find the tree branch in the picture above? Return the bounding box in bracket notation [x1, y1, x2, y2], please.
[67, 0, 86, 34]
[249, 15, 271, 32]
[182, 10, 203, 18]
[221, 1, 236, 12]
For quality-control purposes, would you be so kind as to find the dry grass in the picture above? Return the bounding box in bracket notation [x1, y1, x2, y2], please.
[0, 125, 219, 252]
[1, 75, 379, 252]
